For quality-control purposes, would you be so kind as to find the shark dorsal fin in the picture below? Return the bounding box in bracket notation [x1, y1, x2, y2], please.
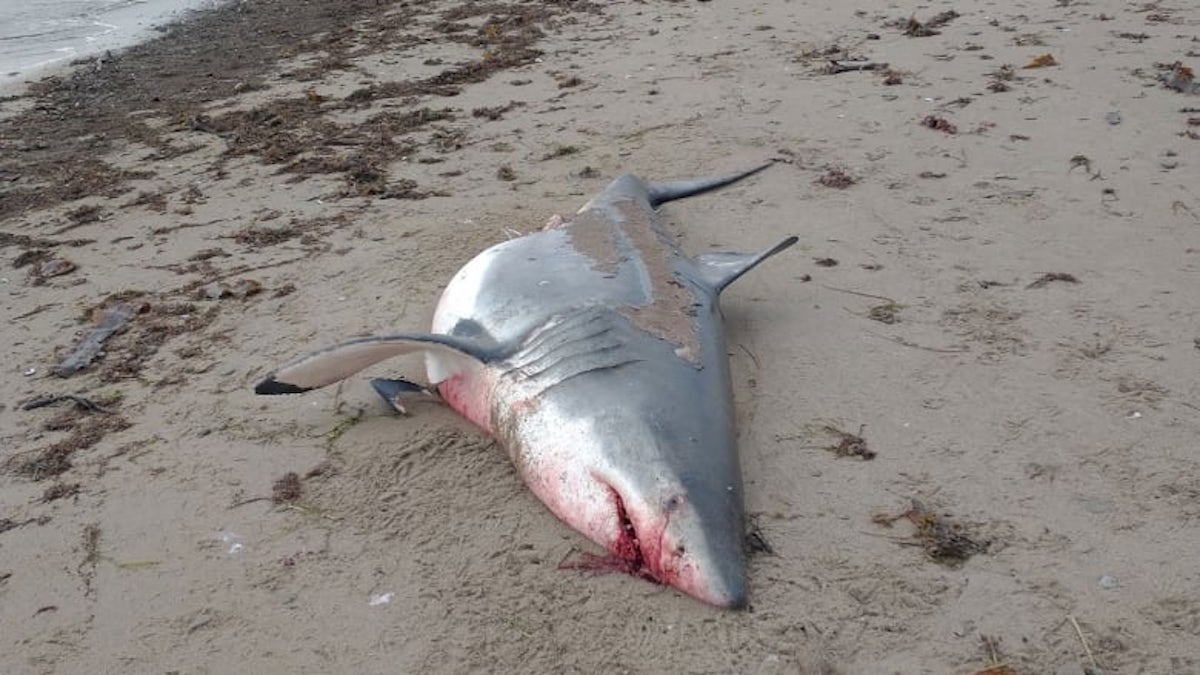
[693, 236, 799, 294]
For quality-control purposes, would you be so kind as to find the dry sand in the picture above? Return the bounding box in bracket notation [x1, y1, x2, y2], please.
[2, 0, 1199, 673]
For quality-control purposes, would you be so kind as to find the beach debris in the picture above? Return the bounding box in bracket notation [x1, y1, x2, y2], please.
[816, 167, 856, 189]
[1026, 272, 1079, 289]
[825, 60, 888, 75]
[927, 10, 962, 27]
[1161, 62, 1200, 93]
[987, 64, 1016, 92]
[1023, 53, 1058, 69]
[218, 531, 245, 555]
[972, 634, 1016, 675]
[228, 470, 306, 510]
[1068, 154, 1103, 179]
[1098, 574, 1118, 589]
[26, 257, 77, 285]
[922, 115, 958, 134]
[904, 17, 938, 37]
[4, 407, 130, 480]
[822, 424, 875, 460]
[195, 278, 262, 301]
[11, 250, 78, 284]
[0, 518, 40, 535]
[21, 394, 112, 413]
[496, 164, 516, 181]
[187, 247, 229, 262]
[368, 592, 395, 606]
[745, 517, 774, 556]
[62, 204, 105, 228]
[1068, 615, 1103, 673]
[272, 472, 303, 504]
[472, 101, 525, 120]
[180, 184, 205, 204]
[556, 75, 584, 89]
[902, 10, 959, 37]
[80, 523, 101, 593]
[780, 422, 877, 460]
[12, 248, 49, 268]
[873, 498, 989, 565]
[54, 301, 147, 377]
[813, 257, 839, 267]
[542, 144, 582, 161]
[1105, 110, 1122, 125]
[868, 302, 903, 324]
[42, 482, 81, 503]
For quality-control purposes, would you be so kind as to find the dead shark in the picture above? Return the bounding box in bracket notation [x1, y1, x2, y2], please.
[255, 162, 796, 608]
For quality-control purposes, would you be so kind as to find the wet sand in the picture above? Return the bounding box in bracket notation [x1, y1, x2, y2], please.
[2, 0, 1199, 672]
[0, 0, 219, 80]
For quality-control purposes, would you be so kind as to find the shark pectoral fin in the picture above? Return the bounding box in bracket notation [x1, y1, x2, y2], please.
[369, 378, 438, 415]
[255, 333, 490, 395]
[693, 235, 799, 294]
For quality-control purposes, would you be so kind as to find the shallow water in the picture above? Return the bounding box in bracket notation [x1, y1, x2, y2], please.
[0, 0, 216, 82]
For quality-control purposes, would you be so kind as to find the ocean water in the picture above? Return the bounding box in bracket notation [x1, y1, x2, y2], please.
[0, 0, 216, 82]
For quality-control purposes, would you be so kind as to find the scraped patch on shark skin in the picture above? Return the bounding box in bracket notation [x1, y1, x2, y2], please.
[613, 199, 704, 364]
[564, 210, 620, 275]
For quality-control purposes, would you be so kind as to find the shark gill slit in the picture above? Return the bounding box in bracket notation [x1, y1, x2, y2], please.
[603, 482, 658, 583]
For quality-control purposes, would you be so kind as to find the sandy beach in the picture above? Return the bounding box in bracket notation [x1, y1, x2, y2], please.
[2, 0, 1199, 672]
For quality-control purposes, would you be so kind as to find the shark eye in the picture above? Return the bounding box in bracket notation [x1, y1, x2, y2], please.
[665, 495, 684, 511]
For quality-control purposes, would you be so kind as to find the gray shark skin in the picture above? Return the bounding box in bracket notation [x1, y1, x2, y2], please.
[255, 163, 797, 609]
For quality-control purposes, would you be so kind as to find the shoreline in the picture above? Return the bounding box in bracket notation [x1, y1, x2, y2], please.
[2, 0, 1198, 672]
[0, 0, 224, 93]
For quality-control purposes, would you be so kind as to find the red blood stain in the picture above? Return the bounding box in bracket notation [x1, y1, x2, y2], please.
[437, 373, 493, 433]
[559, 487, 672, 587]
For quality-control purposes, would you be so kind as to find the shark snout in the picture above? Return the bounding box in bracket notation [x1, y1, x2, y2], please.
[659, 525, 748, 609]
[637, 492, 749, 610]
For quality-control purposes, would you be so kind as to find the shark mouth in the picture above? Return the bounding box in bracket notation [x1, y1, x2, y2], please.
[559, 485, 663, 585]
